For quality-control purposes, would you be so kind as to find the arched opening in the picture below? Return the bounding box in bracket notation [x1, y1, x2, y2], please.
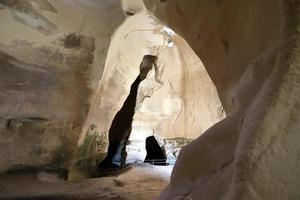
[76, 6, 225, 178]
[71, 10, 225, 197]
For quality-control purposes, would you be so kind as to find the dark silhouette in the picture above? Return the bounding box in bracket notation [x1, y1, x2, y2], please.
[144, 136, 167, 165]
[98, 55, 157, 170]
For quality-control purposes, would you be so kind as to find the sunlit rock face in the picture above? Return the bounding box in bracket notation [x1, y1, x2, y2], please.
[134, 36, 225, 139]
[129, 35, 225, 162]
[77, 10, 224, 166]
[0, 0, 124, 173]
[144, 0, 300, 199]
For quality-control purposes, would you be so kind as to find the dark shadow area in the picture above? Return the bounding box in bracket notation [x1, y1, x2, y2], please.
[144, 136, 167, 165]
[97, 55, 157, 172]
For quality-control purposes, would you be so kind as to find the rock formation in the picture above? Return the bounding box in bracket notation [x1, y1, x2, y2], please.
[1, 0, 300, 199]
[0, 0, 124, 173]
[142, 0, 300, 199]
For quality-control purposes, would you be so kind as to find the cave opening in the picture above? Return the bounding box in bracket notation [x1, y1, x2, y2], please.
[97, 55, 157, 171]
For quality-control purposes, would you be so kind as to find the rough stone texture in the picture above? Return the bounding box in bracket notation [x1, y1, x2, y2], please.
[143, 0, 300, 199]
[0, 0, 124, 173]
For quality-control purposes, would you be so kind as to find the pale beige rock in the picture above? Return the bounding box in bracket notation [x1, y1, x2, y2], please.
[142, 0, 300, 199]
[1, 1, 300, 200]
[0, 0, 124, 172]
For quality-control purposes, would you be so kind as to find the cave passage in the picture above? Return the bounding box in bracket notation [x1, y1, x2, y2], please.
[144, 136, 167, 165]
[98, 55, 157, 170]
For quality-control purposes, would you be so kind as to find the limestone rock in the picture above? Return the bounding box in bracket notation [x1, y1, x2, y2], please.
[0, 0, 124, 173]
[143, 0, 300, 199]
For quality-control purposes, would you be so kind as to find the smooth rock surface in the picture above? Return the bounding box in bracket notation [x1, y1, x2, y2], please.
[143, 0, 300, 199]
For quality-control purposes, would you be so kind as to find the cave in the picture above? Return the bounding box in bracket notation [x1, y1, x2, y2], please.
[0, 0, 300, 200]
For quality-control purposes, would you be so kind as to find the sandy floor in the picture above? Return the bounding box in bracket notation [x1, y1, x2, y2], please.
[0, 164, 173, 200]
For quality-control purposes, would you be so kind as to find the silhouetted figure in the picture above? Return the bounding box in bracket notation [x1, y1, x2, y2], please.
[144, 136, 167, 165]
[98, 55, 157, 170]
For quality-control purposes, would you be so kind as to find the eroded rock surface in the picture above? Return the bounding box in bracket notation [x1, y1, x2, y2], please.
[143, 0, 300, 199]
[0, 0, 124, 173]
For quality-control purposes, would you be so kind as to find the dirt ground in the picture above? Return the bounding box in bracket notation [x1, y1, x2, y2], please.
[0, 164, 173, 200]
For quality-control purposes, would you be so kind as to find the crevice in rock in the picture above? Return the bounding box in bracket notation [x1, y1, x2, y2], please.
[125, 10, 135, 16]
[97, 55, 157, 170]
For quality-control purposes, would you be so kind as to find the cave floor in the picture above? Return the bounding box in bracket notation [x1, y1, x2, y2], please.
[0, 164, 173, 200]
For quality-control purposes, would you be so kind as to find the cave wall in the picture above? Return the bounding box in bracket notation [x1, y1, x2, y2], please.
[143, 0, 300, 199]
[0, 0, 124, 173]
[145, 0, 284, 113]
